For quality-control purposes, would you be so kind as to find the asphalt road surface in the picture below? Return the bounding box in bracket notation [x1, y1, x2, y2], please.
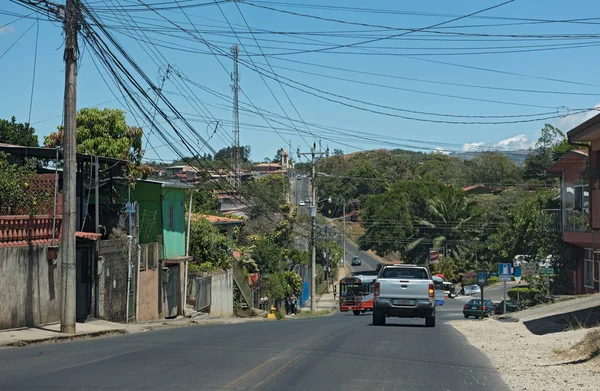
[0, 301, 508, 391]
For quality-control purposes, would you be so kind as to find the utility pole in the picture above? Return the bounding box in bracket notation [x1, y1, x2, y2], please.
[230, 45, 240, 189]
[298, 142, 328, 312]
[61, 0, 79, 334]
[342, 198, 346, 269]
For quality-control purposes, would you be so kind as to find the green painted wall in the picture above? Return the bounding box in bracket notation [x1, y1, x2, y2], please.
[161, 187, 187, 259]
[130, 182, 163, 246]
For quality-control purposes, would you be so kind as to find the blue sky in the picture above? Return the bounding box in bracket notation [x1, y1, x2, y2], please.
[1, 0, 600, 163]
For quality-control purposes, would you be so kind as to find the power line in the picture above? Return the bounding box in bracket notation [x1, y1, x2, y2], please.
[27, 16, 39, 124]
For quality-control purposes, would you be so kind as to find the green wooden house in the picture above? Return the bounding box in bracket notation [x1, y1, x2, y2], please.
[128, 179, 193, 318]
[131, 180, 192, 259]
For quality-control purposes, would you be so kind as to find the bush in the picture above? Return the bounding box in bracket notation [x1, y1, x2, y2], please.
[487, 276, 500, 284]
[507, 287, 536, 300]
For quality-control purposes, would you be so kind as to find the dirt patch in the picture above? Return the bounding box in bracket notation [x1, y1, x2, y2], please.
[556, 329, 600, 363]
[450, 318, 600, 391]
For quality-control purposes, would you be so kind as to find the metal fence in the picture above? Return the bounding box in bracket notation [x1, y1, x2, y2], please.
[194, 276, 212, 311]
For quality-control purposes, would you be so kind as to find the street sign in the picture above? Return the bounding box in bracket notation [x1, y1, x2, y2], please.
[477, 270, 488, 287]
[521, 262, 539, 276]
[499, 263, 512, 282]
[429, 250, 439, 264]
[540, 267, 555, 276]
[514, 266, 522, 284]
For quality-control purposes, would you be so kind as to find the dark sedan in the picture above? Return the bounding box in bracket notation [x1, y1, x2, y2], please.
[351, 256, 361, 266]
[495, 300, 518, 315]
[463, 299, 495, 319]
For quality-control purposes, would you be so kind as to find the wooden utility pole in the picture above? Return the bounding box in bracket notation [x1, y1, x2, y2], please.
[60, 0, 79, 334]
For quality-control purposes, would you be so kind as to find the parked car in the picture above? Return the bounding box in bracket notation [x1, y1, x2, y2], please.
[463, 299, 495, 318]
[495, 300, 518, 315]
[351, 256, 361, 266]
[298, 201, 305, 206]
[296, 175, 302, 180]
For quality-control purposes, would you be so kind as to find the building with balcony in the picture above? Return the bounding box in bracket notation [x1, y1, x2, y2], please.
[541, 113, 600, 294]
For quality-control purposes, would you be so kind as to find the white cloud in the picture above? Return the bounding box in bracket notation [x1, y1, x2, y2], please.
[496, 134, 532, 149]
[462, 134, 533, 152]
[462, 142, 485, 151]
[0, 26, 15, 35]
[554, 103, 600, 132]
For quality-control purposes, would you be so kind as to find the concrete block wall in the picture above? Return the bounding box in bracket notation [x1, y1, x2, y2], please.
[98, 239, 130, 322]
[210, 268, 233, 317]
[0, 245, 61, 330]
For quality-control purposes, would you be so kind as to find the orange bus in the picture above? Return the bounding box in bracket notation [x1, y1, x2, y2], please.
[339, 275, 377, 315]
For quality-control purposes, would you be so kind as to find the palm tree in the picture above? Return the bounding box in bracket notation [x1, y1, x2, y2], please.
[405, 191, 477, 265]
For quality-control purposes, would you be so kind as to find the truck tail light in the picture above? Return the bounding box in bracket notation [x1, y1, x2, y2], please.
[374, 282, 380, 297]
[428, 283, 434, 298]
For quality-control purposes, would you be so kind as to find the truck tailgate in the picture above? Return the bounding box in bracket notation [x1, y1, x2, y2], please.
[379, 279, 430, 300]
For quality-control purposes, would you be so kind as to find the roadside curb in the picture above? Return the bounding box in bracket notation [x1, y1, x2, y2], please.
[0, 317, 270, 349]
[0, 329, 128, 348]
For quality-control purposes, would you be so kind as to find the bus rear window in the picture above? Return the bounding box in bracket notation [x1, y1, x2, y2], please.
[381, 268, 428, 279]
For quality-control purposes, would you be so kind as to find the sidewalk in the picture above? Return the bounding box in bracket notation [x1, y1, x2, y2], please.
[299, 264, 350, 314]
[0, 306, 267, 348]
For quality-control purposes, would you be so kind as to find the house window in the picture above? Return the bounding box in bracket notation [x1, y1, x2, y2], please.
[168, 205, 175, 230]
[585, 249, 594, 288]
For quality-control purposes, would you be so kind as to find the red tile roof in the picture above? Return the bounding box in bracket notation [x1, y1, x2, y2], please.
[75, 231, 102, 241]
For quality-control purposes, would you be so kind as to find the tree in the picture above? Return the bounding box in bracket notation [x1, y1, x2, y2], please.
[0, 152, 38, 215]
[0, 116, 39, 147]
[333, 149, 344, 157]
[272, 148, 284, 163]
[405, 188, 476, 265]
[468, 152, 522, 185]
[242, 175, 285, 219]
[213, 145, 250, 162]
[252, 237, 284, 274]
[188, 217, 235, 273]
[486, 191, 555, 264]
[45, 108, 144, 165]
[524, 124, 574, 180]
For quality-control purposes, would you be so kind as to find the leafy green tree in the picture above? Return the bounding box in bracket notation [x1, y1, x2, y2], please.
[187, 184, 219, 214]
[252, 237, 283, 274]
[405, 188, 476, 264]
[213, 145, 251, 162]
[243, 175, 285, 219]
[417, 153, 468, 185]
[188, 217, 235, 272]
[467, 152, 522, 185]
[0, 152, 38, 215]
[358, 188, 412, 255]
[486, 191, 555, 263]
[45, 108, 143, 165]
[272, 148, 284, 163]
[0, 116, 39, 147]
[524, 124, 574, 180]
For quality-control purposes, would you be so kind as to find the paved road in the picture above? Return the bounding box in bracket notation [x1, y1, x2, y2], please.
[456, 281, 521, 303]
[0, 304, 508, 391]
[343, 237, 384, 273]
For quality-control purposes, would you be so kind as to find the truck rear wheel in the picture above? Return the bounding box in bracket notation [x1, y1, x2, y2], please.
[353, 310, 361, 316]
[373, 308, 385, 326]
[425, 316, 436, 327]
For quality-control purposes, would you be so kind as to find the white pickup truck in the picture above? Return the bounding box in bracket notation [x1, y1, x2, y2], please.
[373, 264, 436, 327]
